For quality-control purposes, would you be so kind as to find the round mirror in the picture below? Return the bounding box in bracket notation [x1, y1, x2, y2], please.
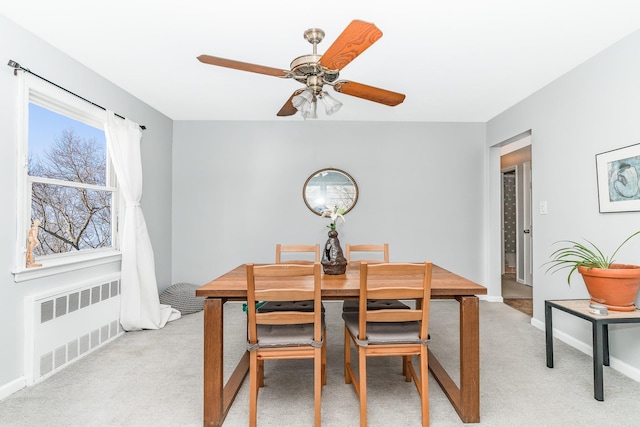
[303, 168, 359, 215]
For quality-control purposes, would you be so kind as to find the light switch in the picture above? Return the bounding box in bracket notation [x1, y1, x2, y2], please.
[540, 201, 548, 215]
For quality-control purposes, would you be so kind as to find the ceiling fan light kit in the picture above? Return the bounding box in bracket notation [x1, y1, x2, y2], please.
[293, 89, 343, 118]
[197, 19, 405, 119]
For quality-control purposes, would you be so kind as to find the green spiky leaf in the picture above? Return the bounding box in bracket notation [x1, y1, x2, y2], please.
[544, 231, 640, 285]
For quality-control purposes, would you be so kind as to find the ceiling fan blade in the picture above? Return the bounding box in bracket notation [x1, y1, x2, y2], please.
[197, 55, 289, 78]
[319, 20, 383, 71]
[277, 90, 304, 116]
[333, 81, 405, 106]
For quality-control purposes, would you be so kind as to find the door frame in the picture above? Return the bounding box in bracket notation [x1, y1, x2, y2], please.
[522, 160, 533, 286]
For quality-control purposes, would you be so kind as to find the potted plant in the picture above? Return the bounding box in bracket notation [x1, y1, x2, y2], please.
[546, 230, 640, 311]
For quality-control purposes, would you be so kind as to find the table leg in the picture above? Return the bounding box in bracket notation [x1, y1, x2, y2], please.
[459, 295, 480, 422]
[428, 296, 480, 423]
[545, 302, 554, 368]
[603, 324, 610, 366]
[203, 298, 251, 427]
[203, 298, 224, 427]
[592, 322, 605, 401]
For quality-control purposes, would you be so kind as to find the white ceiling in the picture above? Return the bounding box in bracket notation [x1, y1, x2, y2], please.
[3, 1, 640, 122]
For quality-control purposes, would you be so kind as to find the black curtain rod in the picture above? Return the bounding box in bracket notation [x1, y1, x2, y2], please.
[7, 59, 146, 130]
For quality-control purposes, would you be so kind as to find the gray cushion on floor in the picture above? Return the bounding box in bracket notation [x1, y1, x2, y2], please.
[159, 283, 204, 315]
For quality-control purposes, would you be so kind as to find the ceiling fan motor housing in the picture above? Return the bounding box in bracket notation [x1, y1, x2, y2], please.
[290, 55, 338, 81]
[290, 54, 340, 92]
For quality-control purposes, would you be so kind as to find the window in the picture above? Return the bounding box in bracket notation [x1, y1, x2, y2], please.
[15, 74, 120, 279]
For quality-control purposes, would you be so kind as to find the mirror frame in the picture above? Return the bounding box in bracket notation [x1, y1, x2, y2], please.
[302, 168, 359, 216]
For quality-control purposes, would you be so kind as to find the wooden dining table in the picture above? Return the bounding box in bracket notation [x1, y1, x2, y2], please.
[196, 263, 487, 427]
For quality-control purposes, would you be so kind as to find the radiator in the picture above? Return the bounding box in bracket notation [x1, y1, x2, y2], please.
[24, 275, 123, 385]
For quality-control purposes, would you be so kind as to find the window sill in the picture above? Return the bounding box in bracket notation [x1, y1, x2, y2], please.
[13, 250, 122, 283]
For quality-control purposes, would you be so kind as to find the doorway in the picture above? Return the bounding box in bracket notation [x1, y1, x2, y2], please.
[500, 136, 533, 316]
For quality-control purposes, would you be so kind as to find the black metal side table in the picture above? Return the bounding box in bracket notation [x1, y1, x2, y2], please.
[545, 299, 640, 401]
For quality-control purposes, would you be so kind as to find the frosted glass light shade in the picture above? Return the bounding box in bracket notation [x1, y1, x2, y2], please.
[292, 89, 314, 109]
[301, 98, 317, 119]
[320, 92, 342, 115]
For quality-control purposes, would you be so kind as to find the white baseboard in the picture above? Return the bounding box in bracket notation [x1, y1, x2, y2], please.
[530, 317, 640, 382]
[0, 377, 26, 401]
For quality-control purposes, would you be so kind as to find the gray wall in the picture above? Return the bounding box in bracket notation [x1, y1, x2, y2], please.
[0, 16, 173, 394]
[487, 29, 640, 377]
[171, 121, 487, 286]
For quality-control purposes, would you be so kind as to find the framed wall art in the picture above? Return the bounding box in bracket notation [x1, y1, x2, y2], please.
[596, 143, 640, 213]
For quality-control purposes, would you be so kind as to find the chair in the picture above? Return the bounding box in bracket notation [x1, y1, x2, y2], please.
[345, 243, 390, 265]
[259, 244, 321, 312]
[342, 243, 410, 312]
[276, 243, 320, 264]
[246, 263, 324, 427]
[257, 244, 326, 385]
[343, 261, 432, 426]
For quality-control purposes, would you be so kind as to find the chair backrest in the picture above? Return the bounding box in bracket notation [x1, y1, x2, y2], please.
[357, 262, 432, 341]
[345, 243, 389, 265]
[275, 244, 320, 264]
[246, 263, 323, 345]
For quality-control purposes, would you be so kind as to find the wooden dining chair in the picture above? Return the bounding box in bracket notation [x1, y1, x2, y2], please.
[246, 263, 325, 427]
[342, 243, 410, 312]
[259, 244, 322, 313]
[343, 261, 433, 427]
[276, 243, 320, 264]
[345, 243, 390, 265]
[257, 243, 326, 385]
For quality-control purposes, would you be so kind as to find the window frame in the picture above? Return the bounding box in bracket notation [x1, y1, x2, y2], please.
[13, 74, 121, 282]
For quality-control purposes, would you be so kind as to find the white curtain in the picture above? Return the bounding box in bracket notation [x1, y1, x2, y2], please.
[104, 111, 180, 331]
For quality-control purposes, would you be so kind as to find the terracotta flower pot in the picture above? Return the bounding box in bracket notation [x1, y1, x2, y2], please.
[578, 264, 640, 311]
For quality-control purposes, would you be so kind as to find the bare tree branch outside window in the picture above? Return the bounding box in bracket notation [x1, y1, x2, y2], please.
[29, 129, 112, 256]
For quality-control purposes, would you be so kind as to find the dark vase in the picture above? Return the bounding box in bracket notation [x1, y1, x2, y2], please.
[321, 230, 347, 275]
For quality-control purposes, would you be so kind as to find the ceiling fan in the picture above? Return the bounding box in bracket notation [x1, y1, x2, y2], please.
[197, 19, 406, 118]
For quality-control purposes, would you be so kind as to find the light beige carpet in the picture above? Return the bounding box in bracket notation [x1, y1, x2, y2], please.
[2, 300, 640, 426]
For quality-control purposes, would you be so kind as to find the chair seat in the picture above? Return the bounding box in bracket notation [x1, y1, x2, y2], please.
[252, 317, 326, 348]
[343, 312, 426, 345]
[258, 300, 325, 313]
[342, 299, 410, 312]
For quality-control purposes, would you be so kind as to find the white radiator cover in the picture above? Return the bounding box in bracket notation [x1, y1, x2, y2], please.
[24, 274, 123, 385]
